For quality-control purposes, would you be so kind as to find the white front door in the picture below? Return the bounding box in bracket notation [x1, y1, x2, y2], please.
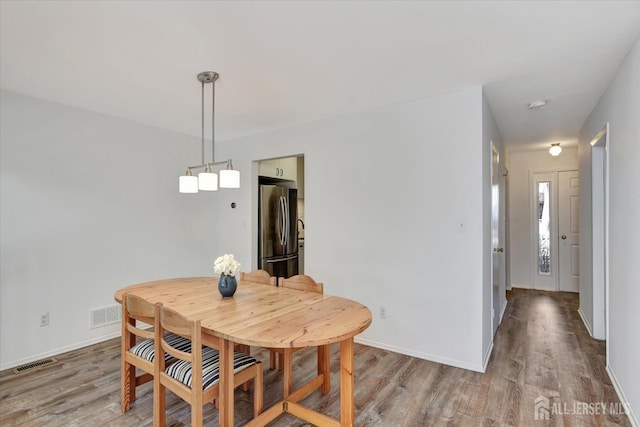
[558, 170, 579, 292]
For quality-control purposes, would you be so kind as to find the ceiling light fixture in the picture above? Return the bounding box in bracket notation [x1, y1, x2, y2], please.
[179, 71, 240, 193]
[528, 100, 548, 110]
[549, 143, 562, 156]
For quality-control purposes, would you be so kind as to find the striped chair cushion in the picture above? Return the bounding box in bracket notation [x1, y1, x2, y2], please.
[129, 332, 191, 362]
[165, 348, 257, 390]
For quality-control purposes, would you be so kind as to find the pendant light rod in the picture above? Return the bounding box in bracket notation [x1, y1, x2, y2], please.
[197, 71, 218, 165]
[201, 79, 205, 165]
[211, 71, 215, 165]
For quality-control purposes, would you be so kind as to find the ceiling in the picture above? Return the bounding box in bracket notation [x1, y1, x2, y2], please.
[1, 1, 639, 151]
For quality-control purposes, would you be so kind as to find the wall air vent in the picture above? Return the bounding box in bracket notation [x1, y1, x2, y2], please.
[90, 305, 121, 329]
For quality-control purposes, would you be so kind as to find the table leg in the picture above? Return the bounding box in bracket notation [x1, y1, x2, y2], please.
[219, 338, 235, 427]
[318, 344, 331, 394]
[239, 344, 251, 392]
[340, 338, 354, 426]
[283, 348, 293, 397]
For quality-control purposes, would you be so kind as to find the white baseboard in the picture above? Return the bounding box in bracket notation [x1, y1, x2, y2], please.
[499, 298, 508, 323]
[482, 341, 494, 372]
[577, 306, 594, 337]
[354, 337, 485, 373]
[0, 332, 121, 372]
[606, 364, 639, 427]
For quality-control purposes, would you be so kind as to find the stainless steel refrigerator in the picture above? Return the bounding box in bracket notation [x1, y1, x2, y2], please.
[259, 185, 298, 278]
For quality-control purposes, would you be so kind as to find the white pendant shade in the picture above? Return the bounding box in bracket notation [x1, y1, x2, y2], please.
[198, 171, 218, 191]
[220, 169, 240, 188]
[179, 175, 198, 193]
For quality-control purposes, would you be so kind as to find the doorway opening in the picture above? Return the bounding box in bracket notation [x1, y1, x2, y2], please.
[256, 155, 305, 278]
[590, 124, 609, 341]
[490, 143, 504, 335]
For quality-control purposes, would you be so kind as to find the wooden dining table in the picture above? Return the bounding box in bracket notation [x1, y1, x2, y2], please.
[114, 277, 372, 426]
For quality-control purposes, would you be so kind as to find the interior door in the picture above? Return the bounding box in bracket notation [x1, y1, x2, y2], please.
[491, 144, 502, 334]
[558, 170, 579, 292]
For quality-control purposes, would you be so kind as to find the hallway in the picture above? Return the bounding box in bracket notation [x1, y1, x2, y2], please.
[488, 289, 628, 425]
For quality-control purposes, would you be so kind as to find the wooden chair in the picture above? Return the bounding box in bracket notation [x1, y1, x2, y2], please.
[279, 274, 323, 294]
[153, 304, 263, 426]
[271, 274, 330, 397]
[238, 270, 276, 373]
[239, 270, 277, 286]
[240, 270, 292, 371]
[120, 293, 191, 413]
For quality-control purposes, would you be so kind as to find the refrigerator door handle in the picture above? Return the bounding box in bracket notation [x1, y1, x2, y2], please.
[265, 254, 298, 263]
[278, 196, 282, 246]
[283, 195, 289, 246]
[279, 196, 287, 247]
[283, 196, 288, 246]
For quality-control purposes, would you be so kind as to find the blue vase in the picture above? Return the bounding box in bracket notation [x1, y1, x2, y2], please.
[218, 274, 237, 298]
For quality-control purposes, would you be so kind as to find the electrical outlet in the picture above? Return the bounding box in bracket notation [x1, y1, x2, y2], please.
[379, 306, 387, 319]
[40, 312, 49, 327]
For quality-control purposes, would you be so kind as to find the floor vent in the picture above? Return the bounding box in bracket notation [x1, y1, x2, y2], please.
[12, 358, 58, 374]
[90, 305, 121, 329]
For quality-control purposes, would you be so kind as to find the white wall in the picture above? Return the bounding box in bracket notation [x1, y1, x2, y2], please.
[1, 85, 501, 374]
[482, 90, 506, 366]
[578, 38, 640, 425]
[215, 87, 490, 372]
[507, 148, 579, 288]
[0, 91, 218, 369]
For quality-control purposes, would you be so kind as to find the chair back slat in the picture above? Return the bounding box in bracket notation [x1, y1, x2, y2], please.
[159, 305, 201, 363]
[160, 305, 196, 338]
[279, 274, 323, 294]
[126, 293, 156, 319]
[127, 323, 155, 340]
[240, 270, 277, 286]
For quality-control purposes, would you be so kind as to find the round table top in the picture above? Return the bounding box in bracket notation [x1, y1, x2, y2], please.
[115, 277, 372, 348]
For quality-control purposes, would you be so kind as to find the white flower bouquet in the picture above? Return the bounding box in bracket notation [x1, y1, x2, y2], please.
[214, 254, 241, 277]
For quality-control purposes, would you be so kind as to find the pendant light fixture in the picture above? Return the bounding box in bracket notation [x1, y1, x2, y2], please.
[548, 143, 562, 156]
[178, 71, 240, 193]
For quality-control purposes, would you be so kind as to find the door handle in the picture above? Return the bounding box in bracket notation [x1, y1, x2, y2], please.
[561, 235, 567, 240]
[493, 247, 504, 253]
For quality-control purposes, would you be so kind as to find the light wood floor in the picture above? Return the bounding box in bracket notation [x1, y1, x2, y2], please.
[0, 289, 631, 426]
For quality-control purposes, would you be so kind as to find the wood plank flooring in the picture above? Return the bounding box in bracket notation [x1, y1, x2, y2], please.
[0, 289, 631, 426]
